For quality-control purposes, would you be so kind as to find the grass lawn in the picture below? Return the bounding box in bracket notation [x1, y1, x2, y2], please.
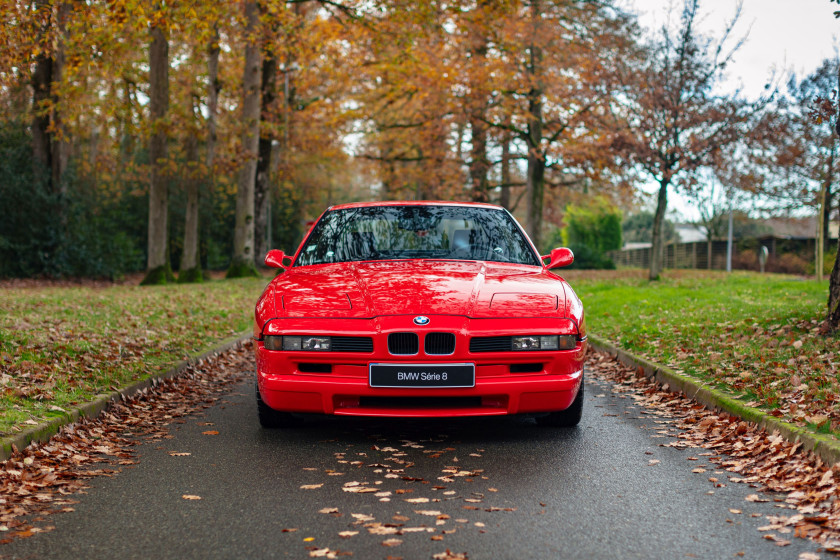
[2, 268, 838, 442]
[0, 276, 268, 436]
[563, 269, 840, 437]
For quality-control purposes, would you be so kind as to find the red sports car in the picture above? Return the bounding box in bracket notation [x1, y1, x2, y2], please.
[253, 201, 587, 427]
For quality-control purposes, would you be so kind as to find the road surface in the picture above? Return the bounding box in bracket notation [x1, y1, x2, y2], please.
[1, 368, 823, 559]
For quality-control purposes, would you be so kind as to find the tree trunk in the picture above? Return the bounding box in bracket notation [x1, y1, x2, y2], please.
[524, 3, 544, 250]
[828, 64, 840, 331]
[822, 144, 835, 255]
[467, 31, 489, 203]
[499, 128, 511, 209]
[469, 117, 489, 202]
[254, 38, 277, 267]
[817, 180, 826, 282]
[141, 18, 171, 285]
[455, 119, 465, 164]
[228, 0, 261, 278]
[649, 178, 669, 280]
[206, 24, 220, 176]
[52, 1, 70, 195]
[179, 128, 201, 282]
[706, 238, 712, 270]
[119, 80, 136, 164]
[526, 143, 545, 250]
[198, 24, 220, 274]
[31, 0, 53, 188]
[825, 184, 834, 254]
[828, 233, 840, 329]
[826, 228, 840, 332]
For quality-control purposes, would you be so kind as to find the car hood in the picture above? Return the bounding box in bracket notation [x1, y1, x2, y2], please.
[268, 260, 570, 319]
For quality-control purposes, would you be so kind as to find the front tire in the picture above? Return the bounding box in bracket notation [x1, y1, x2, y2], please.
[256, 383, 297, 428]
[536, 372, 584, 427]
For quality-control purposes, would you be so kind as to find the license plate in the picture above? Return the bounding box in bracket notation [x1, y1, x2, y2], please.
[369, 363, 475, 388]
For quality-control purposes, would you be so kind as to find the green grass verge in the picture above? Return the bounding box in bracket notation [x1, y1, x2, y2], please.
[0, 277, 268, 435]
[563, 269, 840, 438]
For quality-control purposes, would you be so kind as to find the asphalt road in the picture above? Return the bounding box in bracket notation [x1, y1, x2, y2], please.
[1, 371, 825, 560]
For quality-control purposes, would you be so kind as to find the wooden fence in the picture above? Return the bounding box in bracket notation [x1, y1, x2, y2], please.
[607, 236, 835, 274]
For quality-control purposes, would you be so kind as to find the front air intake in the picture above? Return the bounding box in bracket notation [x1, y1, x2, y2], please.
[470, 336, 512, 353]
[332, 336, 373, 352]
[388, 332, 419, 355]
[425, 332, 455, 355]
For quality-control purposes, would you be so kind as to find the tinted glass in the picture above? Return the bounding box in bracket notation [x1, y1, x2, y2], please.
[295, 206, 540, 267]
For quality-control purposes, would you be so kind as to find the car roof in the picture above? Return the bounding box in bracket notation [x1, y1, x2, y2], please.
[328, 200, 504, 211]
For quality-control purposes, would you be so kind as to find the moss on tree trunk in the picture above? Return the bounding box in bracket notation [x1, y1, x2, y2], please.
[226, 258, 259, 279]
[177, 266, 204, 284]
[141, 264, 175, 286]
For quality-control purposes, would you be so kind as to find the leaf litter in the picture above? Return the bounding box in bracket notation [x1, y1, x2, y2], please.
[588, 350, 840, 553]
[0, 341, 252, 545]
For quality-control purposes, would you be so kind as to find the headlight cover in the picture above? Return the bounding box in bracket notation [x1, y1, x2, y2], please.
[264, 335, 283, 350]
[511, 335, 577, 351]
[263, 335, 332, 351]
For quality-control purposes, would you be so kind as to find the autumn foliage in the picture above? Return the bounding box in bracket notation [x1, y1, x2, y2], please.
[1, 0, 839, 326]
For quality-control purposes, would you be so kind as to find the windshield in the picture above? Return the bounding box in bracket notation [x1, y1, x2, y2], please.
[295, 205, 540, 267]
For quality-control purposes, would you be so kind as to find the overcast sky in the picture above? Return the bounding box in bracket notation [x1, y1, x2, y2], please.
[627, 0, 839, 97]
[623, 0, 839, 221]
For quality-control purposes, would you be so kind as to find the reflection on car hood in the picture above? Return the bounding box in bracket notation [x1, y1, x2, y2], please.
[272, 260, 570, 318]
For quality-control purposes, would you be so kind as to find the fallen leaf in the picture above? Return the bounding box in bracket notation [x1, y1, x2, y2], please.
[432, 551, 468, 560]
[338, 531, 358, 538]
[201, 430, 219, 436]
[181, 495, 201, 500]
[300, 484, 324, 490]
[382, 538, 402, 547]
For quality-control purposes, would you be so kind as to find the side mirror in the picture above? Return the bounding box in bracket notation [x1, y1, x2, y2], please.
[542, 247, 574, 269]
[264, 249, 292, 269]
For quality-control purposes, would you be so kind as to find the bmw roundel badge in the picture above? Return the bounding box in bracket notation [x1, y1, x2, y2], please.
[413, 316, 430, 326]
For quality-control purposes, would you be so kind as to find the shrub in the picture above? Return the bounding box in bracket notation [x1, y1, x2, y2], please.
[548, 196, 621, 269]
[766, 253, 810, 275]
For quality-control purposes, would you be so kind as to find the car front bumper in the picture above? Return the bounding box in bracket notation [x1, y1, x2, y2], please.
[257, 367, 583, 417]
[255, 319, 585, 417]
